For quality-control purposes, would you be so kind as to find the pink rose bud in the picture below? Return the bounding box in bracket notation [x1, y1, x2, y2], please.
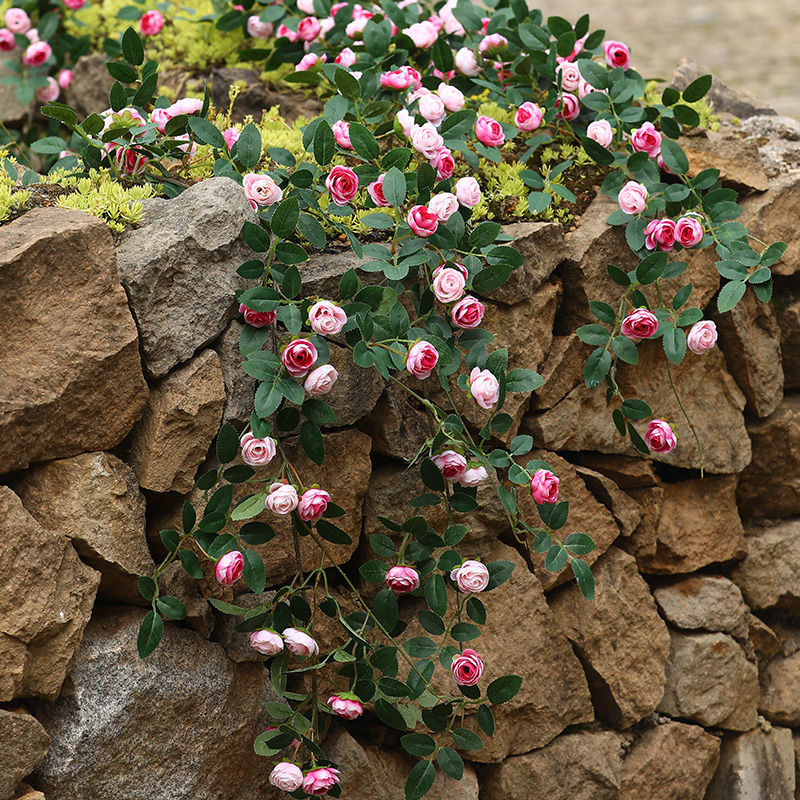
[242, 173, 283, 209]
[139, 9, 164, 36]
[215, 550, 244, 586]
[246, 15, 273, 38]
[266, 482, 299, 515]
[240, 431, 277, 467]
[432, 449, 468, 481]
[334, 46, 356, 66]
[451, 295, 485, 329]
[367, 174, 389, 207]
[276, 23, 298, 42]
[603, 39, 631, 70]
[250, 629, 284, 655]
[630, 121, 662, 157]
[478, 32, 507, 53]
[431, 146, 455, 180]
[410, 122, 444, 158]
[297, 15, 321, 41]
[22, 40, 51, 66]
[25, 26, 38, 43]
[407, 204, 439, 237]
[475, 114, 505, 147]
[455, 46, 479, 76]
[432, 265, 466, 303]
[385, 565, 421, 593]
[298, 488, 330, 521]
[556, 62, 582, 91]
[621, 307, 659, 340]
[63, 0, 86, 8]
[556, 93, 580, 121]
[381, 68, 414, 90]
[437, 82, 464, 112]
[450, 560, 490, 593]
[586, 119, 614, 148]
[238, 303, 276, 327]
[617, 180, 648, 215]
[36, 77, 60, 103]
[514, 102, 543, 132]
[327, 693, 364, 720]
[427, 192, 459, 223]
[57, 69, 73, 89]
[451, 648, 484, 686]
[269, 762, 304, 792]
[644, 419, 677, 453]
[406, 340, 439, 379]
[325, 164, 359, 206]
[458, 465, 488, 487]
[0, 28, 15, 51]
[4, 8, 30, 34]
[302, 767, 341, 796]
[296, 52, 325, 71]
[403, 20, 437, 48]
[304, 364, 338, 396]
[675, 216, 704, 248]
[297, 0, 315, 12]
[643, 218, 676, 251]
[454, 176, 481, 208]
[469, 367, 500, 409]
[332, 119, 352, 149]
[166, 97, 203, 117]
[282, 338, 318, 377]
[308, 300, 347, 335]
[396, 109, 414, 137]
[419, 93, 446, 126]
[687, 320, 718, 354]
[282, 627, 319, 657]
[530, 468, 559, 504]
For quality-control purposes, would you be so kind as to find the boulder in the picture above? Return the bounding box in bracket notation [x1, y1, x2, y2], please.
[0, 208, 148, 474]
[359, 383, 431, 461]
[529, 334, 585, 411]
[156, 562, 215, 639]
[574, 465, 642, 538]
[705, 727, 795, 800]
[732, 519, 800, 611]
[33, 607, 279, 800]
[737, 396, 800, 517]
[776, 298, 800, 389]
[322, 343, 384, 427]
[116, 177, 257, 379]
[737, 117, 800, 177]
[653, 575, 749, 638]
[658, 631, 758, 731]
[0, 487, 100, 701]
[679, 129, 769, 192]
[63, 53, 115, 117]
[126, 350, 226, 494]
[574, 453, 658, 489]
[524, 342, 750, 474]
[0, 56, 32, 125]
[213, 319, 256, 427]
[214, 591, 276, 663]
[759, 652, 800, 726]
[479, 730, 624, 800]
[549, 548, 671, 728]
[619, 721, 720, 800]
[0, 709, 50, 800]
[749, 614, 782, 668]
[14, 452, 153, 603]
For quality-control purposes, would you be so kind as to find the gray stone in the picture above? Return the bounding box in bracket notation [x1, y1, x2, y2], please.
[116, 177, 257, 378]
[0, 55, 30, 125]
[737, 117, 800, 177]
[0, 709, 50, 800]
[213, 319, 256, 427]
[654, 576, 749, 638]
[323, 343, 384, 427]
[760, 652, 800, 726]
[33, 607, 278, 800]
[776, 299, 800, 389]
[63, 53, 114, 117]
[678, 129, 769, 193]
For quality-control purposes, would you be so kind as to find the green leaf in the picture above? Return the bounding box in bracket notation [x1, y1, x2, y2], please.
[505, 368, 544, 393]
[271, 196, 300, 238]
[275, 243, 308, 265]
[432, 36, 455, 72]
[584, 347, 612, 388]
[188, 116, 226, 149]
[760, 242, 788, 267]
[612, 336, 639, 365]
[402, 733, 437, 758]
[231, 492, 267, 521]
[659, 138, 689, 175]
[313, 119, 336, 165]
[234, 122, 262, 167]
[360, 559, 389, 583]
[121, 26, 144, 65]
[662, 326, 687, 364]
[182, 500, 196, 533]
[682, 74, 713, 103]
[179, 549, 203, 578]
[373, 588, 398, 631]
[138, 575, 156, 601]
[487, 675, 522, 705]
[405, 759, 435, 800]
[477, 705, 495, 736]
[472, 264, 514, 293]
[544, 544, 568, 572]
[486, 560, 514, 590]
[375, 697, 407, 731]
[137, 611, 163, 659]
[349, 122, 380, 160]
[404, 637, 437, 659]
[239, 521, 275, 545]
[334, 68, 361, 101]
[451, 622, 481, 641]
[420, 458, 446, 492]
[157, 596, 187, 620]
[437, 747, 464, 779]
[570, 557, 595, 601]
[577, 324, 611, 346]
[510, 434, 533, 455]
[451, 727, 483, 750]
[300, 421, 324, 466]
[317, 519, 352, 544]
[242, 221, 271, 252]
[717, 280, 747, 313]
[580, 135, 615, 165]
[627, 421, 651, 454]
[382, 167, 406, 207]
[425, 574, 447, 616]
[107, 61, 138, 84]
[621, 398, 652, 420]
[242, 549, 266, 593]
[564, 532, 595, 555]
[216, 422, 239, 463]
[362, 212, 395, 229]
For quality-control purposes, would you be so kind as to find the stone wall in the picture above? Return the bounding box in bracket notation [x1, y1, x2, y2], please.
[2, 111, 800, 800]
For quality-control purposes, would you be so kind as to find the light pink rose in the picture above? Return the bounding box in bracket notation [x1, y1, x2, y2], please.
[396, 109, 414, 137]
[437, 82, 464, 112]
[577, 78, 595, 99]
[250, 629, 283, 655]
[427, 192, 459, 223]
[475, 115, 504, 147]
[454, 47, 479, 76]
[556, 62, 582, 92]
[366, 174, 388, 206]
[406, 340, 439, 378]
[385, 565, 420, 593]
[238, 303, 275, 327]
[556, 93, 580, 121]
[334, 46, 356, 66]
[0, 29, 15, 51]
[215, 550, 244, 585]
[309, 299, 347, 335]
[223, 127, 239, 149]
[36, 77, 60, 103]
[282, 627, 319, 657]
[432, 450, 467, 481]
[675, 216, 704, 248]
[630, 121, 662, 157]
[302, 767, 341, 796]
[469, 367, 499, 409]
[166, 97, 203, 116]
[432, 265, 466, 303]
[557, 32, 586, 63]
[325, 164, 359, 205]
[266, 482, 299, 515]
[139, 9, 164, 35]
[644, 419, 677, 453]
[530, 468, 559, 504]
[451, 295, 485, 329]
[22, 41, 51, 66]
[407, 204, 438, 237]
[276, 23, 298, 42]
[150, 107, 171, 133]
[643, 218, 676, 251]
[345, 15, 368, 37]
[586, 119, 614, 148]
[25, 27, 38, 43]
[4, 8, 30, 33]
[478, 32, 507, 53]
[431, 147, 455, 180]
[247, 15, 273, 38]
[298, 488, 331, 521]
[304, 364, 338, 396]
[332, 119, 352, 149]
[57, 69, 73, 89]
[418, 93, 446, 126]
[451, 649, 483, 686]
[687, 320, 718, 354]
[403, 20, 437, 47]
[621, 307, 659, 340]
[458, 465, 488, 487]
[296, 52, 325, 71]
[603, 39, 631, 70]
[240, 431, 277, 466]
[455, 176, 481, 208]
[269, 763, 304, 792]
[381, 68, 414, 90]
[243, 173, 282, 209]
[328, 693, 363, 719]
[450, 560, 490, 593]
[514, 102, 543, 132]
[297, 0, 315, 13]
[410, 122, 444, 159]
[617, 180, 648, 215]
[297, 16, 321, 41]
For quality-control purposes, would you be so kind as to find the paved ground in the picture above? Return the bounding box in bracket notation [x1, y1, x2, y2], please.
[537, 0, 800, 119]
